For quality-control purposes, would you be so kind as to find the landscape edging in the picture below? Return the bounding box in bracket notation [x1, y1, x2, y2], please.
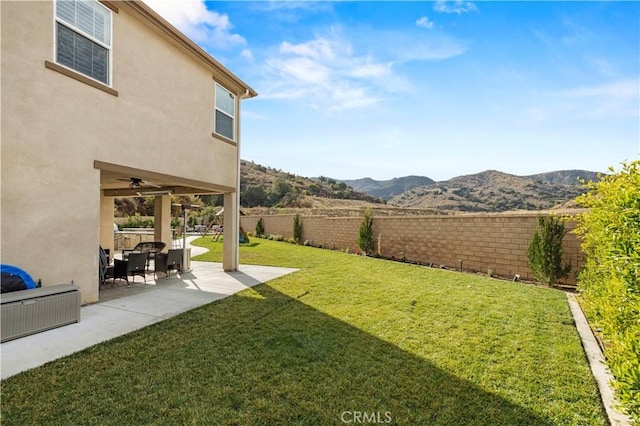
[566, 293, 632, 426]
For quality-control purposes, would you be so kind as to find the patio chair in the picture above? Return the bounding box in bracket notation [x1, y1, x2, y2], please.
[154, 249, 183, 279]
[122, 241, 166, 270]
[99, 246, 109, 285]
[105, 252, 148, 287]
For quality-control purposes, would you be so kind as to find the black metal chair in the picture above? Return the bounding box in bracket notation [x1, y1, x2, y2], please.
[105, 252, 148, 287]
[154, 249, 183, 279]
[122, 241, 166, 270]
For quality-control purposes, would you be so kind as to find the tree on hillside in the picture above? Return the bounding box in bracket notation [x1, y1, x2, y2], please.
[242, 185, 268, 207]
[269, 178, 292, 206]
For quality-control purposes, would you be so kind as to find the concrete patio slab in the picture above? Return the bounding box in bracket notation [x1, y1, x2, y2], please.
[0, 261, 297, 380]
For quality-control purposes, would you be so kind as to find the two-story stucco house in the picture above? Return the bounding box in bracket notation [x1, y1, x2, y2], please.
[1, 0, 257, 304]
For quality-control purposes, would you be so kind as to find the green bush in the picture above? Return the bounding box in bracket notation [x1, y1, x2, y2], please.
[527, 214, 572, 286]
[293, 213, 302, 244]
[121, 213, 154, 229]
[255, 217, 265, 237]
[575, 161, 640, 422]
[357, 208, 375, 256]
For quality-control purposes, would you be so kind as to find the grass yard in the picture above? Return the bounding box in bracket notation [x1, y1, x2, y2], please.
[1, 238, 606, 425]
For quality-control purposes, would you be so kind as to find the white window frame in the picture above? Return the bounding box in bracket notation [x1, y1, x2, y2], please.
[214, 83, 236, 141]
[54, 0, 113, 86]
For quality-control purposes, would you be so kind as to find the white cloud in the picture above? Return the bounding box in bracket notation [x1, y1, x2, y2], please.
[394, 38, 467, 62]
[559, 79, 640, 118]
[258, 23, 468, 112]
[240, 49, 254, 61]
[144, 0, 246, 49]
[562, 79, 639, 100]
[416, 16, 434, 30]
[347, 61, 392, 79]
[520, 79, 640, 125]
[280, 38, 338, 61]
[434, 1, 478, 14]
[259, 35, 390, 111]
[268, 55, 332, 87]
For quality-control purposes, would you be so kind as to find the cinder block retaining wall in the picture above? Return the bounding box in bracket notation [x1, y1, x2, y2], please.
[241, 212, 583, 285]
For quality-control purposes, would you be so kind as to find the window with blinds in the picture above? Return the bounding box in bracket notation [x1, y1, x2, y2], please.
[55, 0, 111, 85]
[215, 83, 235, 141]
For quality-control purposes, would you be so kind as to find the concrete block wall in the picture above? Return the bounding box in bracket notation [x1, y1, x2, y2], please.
[241, 212, 582, 285]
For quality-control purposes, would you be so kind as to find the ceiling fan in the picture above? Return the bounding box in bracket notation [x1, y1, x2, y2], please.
[116, 177, 161, 189]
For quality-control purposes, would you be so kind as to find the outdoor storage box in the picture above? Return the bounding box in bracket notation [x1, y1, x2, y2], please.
[1, 284, 81, 342]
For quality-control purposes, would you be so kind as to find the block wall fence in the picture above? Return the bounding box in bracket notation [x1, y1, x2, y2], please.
[241, 212, 583, 286]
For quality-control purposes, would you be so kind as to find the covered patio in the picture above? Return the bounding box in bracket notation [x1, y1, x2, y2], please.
[97, 160, 243, 300]
[95, 160, 245, 303]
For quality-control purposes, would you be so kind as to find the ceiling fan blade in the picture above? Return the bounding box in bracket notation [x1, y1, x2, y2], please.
[142, 181, 162, 189]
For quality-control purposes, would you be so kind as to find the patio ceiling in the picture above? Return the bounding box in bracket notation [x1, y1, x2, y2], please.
[96, 160, 234, 197]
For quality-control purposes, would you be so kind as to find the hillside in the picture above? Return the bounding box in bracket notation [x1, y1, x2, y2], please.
[115, 162, 599, 216]
[339, 176, 435, 200]
[528, 170, 600, 185]
[387, 169, 597, 212]
[240, 160, 383, 208]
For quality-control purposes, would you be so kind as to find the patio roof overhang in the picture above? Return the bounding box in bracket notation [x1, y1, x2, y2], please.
[95, 160, 234, 197]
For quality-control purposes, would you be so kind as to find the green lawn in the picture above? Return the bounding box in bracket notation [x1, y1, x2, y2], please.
[0, 238, 606, 425]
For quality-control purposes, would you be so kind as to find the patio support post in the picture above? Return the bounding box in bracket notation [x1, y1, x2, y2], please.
[222, 192, 239, 271]
[99, 193, 115, 257]
[154, 195, 172, 252]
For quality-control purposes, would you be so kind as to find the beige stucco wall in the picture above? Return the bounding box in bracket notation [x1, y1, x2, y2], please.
[1, 1, 246, 303]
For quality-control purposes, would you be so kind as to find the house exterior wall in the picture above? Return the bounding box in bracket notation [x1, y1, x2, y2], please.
[241, 212, 583, 286]
[1, 1, 252, 304]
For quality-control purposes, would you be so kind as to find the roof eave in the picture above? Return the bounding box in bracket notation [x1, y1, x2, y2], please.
[122, 0, 258, 98]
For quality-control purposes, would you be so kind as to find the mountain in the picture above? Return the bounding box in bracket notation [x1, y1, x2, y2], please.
[239, 162, 599, 213]
[116, 162, 599, 216]
[528, 170, 601, 185]
[339, 176, 435, 200]
[240, 160, 383, 208]
[387, 169, 597, 212]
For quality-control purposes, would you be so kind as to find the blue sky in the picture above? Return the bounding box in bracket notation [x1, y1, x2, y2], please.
[145, 0, 639, 181]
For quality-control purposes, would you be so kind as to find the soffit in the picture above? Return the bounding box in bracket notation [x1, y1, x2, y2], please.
[96, 160, 234, 197]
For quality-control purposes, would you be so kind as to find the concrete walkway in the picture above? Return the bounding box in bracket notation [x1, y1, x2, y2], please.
[1, 238, 297, 380]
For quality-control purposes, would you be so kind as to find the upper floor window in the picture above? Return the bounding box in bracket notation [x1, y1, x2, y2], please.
[215, 83, 235, 141]
[55, 0, 112, 85]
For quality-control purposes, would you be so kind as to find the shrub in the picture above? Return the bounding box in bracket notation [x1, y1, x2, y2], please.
[121, 213, 154, 229]
[187, 214, 198, 229]
[357, 208, 375, 256]
[527, 214, 572, 286]
[575, 161, 640, 422]
[293, 213, 302, 244]
[255, 217, 265, 237]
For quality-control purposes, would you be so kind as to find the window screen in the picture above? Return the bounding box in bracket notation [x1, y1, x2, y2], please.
[215, 84, 235, 140]
[55, 0, 111, 85]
